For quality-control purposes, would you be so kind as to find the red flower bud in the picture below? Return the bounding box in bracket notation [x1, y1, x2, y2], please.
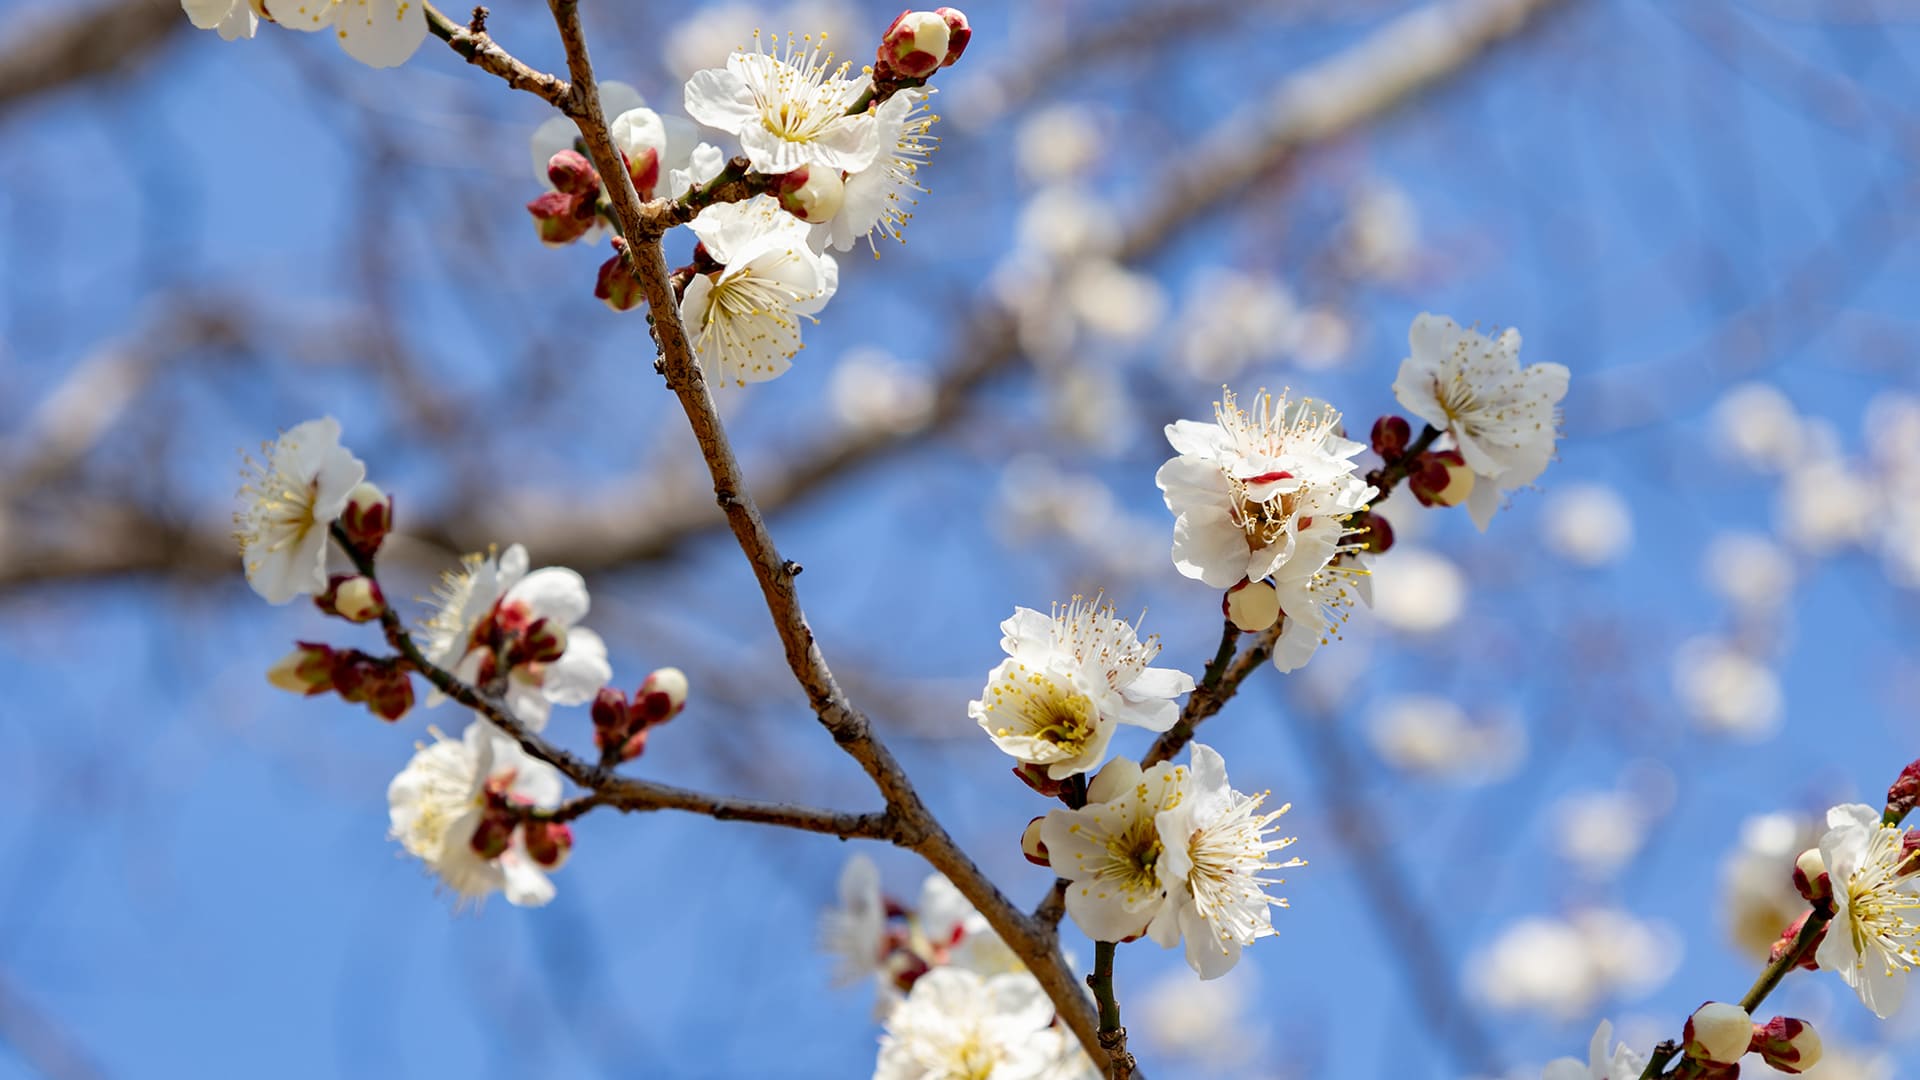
[1352, 510, 1394, 554]
[546, 150, 600, 197]
[267, 642, 337, 695]
[527, 190, 598, 247]
[596, 241, 645, 312]
[1768, 910, 1824, 970]
[522, 820, 574, 869]
[878, 10, 949, 80]
[340, 481, 392, 557]
[1888, 757, 1920, 824]
[1371, 415, 1412, 460]
[1011, 762, 1070, 799]
[935, 7, 970, 66]
[1751, 1016, 1822, 1074]
[1408, 449, 1475, 507]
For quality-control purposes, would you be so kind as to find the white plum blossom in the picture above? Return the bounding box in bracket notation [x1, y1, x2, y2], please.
[820, 853, 887, 986]
[1815, 802, 1920, 1018]
[681, 196, 839, 386]
[1721, 812, 1821, 959]
[1152, 742, 1301, 978]
[970, 597, 1194, 779]
[1040, 756, 1192, 943]
[1392, 313, 1569, 530]
[251, 0, 428, 68]
[1542, 1020, 1646, 1080]
[874, 967, 1060, 1080]
[235, 416, 366, 605]
[182, 0, 260, 40]
[421, 544, 612, 730]
[814, 89, 939, 254]
[387, 723, 565, 908]
[683, 33, 879, 176]
[1155, 387, 1375, 590]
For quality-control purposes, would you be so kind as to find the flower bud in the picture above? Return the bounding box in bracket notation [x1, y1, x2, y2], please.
[626, 146, 661, 201]
[1751, 1016, 1822, 1074]
[340, 481, 392, 556]
[522, 819, 574, 869]
[1793, 847, 1830, 906]
[315, 574, 384, 622]
[1769, 910, 1824, 970]
[1887, 757, 1920, 824]
[1352, 510, 1394, 554]
[468, 814, 513, 860]
[635, 666, 689, 725]
[596, 242, 645, 312]
[1371, 415, 1412, 461]
[268, 642, 336, 695]
[1684, 1002, 1754, 1066]
[775, 165, 846, 224]
[878, 10, 950, 80]
[527, 189, 598, 247]
[516, 618, 568, 666]
[1408, 449, 1475, 507]
[1085, 756, 1143, 805]
[1021, 816, 1050, 867]
[934, 7, 970, 66]
[592, 687, 630, 731]
[546, 150, 600, 197]
[1223, 579, 1280, 633]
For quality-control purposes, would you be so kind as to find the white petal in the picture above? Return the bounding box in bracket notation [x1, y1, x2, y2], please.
[541, 626, 611, 706]
[331, 0, 426, 68]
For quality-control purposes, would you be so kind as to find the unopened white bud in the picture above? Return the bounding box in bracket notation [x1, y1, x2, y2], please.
[1224, 580, 1280, 632]
[777, 166, 846, 223]
[1684, 1002, 1754, 1066]
[332, 576, 384, 622]
[1021, 816, 1050, 866]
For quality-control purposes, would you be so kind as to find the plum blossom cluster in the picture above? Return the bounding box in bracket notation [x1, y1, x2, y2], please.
[182, 0, 426, 67]
[527, 14, 961, 387]
[820, 856, 1098, 1079]
[236, 417, 699, 909]
[1545, 757, 1920, 1079]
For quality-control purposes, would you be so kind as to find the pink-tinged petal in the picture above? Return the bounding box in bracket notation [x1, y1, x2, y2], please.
[331, 0, 425, 68]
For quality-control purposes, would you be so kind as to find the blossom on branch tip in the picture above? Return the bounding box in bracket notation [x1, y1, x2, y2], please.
[421, 544, 611, 731]
[235, 416, 366, 605]
[1683, 1002, 1752, 1065]
[387, 722, 565, 908]
[1814, 802, 1920, 1017]
[877, 10, 950, 80]
[1392, 313, 1568, 530]
[683, 32, 880, 176]
[1752, 1016, 1822, 1074]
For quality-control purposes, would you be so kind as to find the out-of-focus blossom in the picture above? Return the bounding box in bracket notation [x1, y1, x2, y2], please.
[1369, 546, 1466, 634]
[820, 853, 887, 986]
[1673, 636, 1783, 740]
[1541, 484, 1634, 567]
[1704, 532, 1795, 615]
[1554, 789, 1652, 879]
[1340, 180, 1421, 282]
[1713, 382, 1805, 474]
[1014, 185, 1116, 260]
[873, 967, 1060, 1079]
[1367, 694, 1524, 784]
[1470, 909, 1679, 1018]
[1777, 456, 1877, 554]
[1171, 269, 1299, 381]
[1289, 306, 1353, 370]
[1720, 812, 1821, 960]
[387, 723, 565, 908]
[1135, 965, 1263, 1068]
[1063, 260, 1166, 343]
[1015, 104, 1102, 183]
[829, 349, 935, 434]
[182, 0, 258, 40]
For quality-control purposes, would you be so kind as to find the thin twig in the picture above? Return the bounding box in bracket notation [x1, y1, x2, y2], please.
[422, 1, 575, 114]
[1142, 622, 1284, 768]
[541, 1, 1109, 1063]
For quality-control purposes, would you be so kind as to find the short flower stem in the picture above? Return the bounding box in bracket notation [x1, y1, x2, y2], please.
[1366, 423, 1442, 498]
[1634, 906, 1834, 1080]
[1088, 940, 1134, 1079]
